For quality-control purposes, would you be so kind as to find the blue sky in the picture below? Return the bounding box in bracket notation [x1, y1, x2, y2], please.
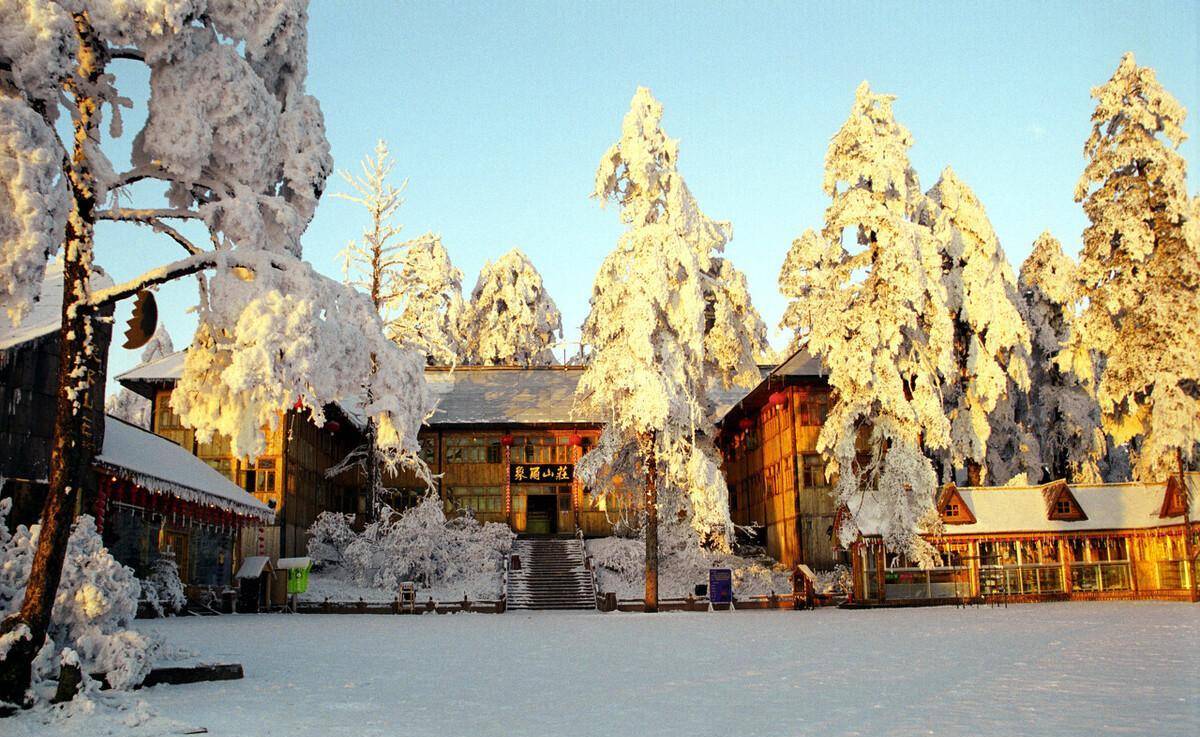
[99, 1, 1199, 390]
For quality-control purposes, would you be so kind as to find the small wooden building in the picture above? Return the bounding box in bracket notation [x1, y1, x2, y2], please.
[849, 475, 1199, 605]
[718, 348, 842, 570]
[116, 351, 368, 559]
[95, 415, 274, 587]
[0, 260, 113, 526]
[393, 366, 614, 536]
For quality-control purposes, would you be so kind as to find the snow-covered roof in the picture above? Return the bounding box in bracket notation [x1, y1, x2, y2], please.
[236, 556, 273, 578]
[769, 345, 824, 378]
[277, 557, 312, 570]
[96, 415, 274, 521]
[857, 476, 1198, 538]
[114, 348, 188, 386]
[0, 259, 114, 351]
[426, 366, 602, 426]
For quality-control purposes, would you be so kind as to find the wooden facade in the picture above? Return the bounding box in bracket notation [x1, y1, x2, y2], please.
[850, 477, 1200, 605]
[719, 351, 842, 570]
[396, 427, 615, 536]
[143, 387, 366, 559]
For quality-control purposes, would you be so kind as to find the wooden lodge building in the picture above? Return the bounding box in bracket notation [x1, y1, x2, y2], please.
[115, 351, 368, 560]
[399, 366, 610, 536]
[1, 261, 273, 590]
[717, 349, 842, 570]
[849, 476, 1199, 605]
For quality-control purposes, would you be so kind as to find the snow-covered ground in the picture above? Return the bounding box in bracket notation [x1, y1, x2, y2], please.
[8, 602, 1197, 737]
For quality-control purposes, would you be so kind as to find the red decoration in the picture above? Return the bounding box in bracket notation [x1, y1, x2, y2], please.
[768, 390, 788, 407]
[324, 420, 341, 433]
[500, 433, 515, 447]
[293, 397, 304, 410]
[568, 432, 583, 447]
[738, 417, 754, 431]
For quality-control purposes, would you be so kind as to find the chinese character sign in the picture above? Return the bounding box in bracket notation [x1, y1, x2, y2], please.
[509, 464, 574, 484]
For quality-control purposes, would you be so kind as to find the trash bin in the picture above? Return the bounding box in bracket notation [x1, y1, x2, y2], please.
[278, 557, 312, 595]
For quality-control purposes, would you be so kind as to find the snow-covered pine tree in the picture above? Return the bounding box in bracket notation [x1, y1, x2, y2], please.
[0, 4, 432, 704]
[1019, 231, 1105, 483]
[1062, 53, 1200, 481]
[105, 323, 174, 429]
[577, 87, 764, 610]
[389, 233, 465, 366]
[778, 82, 954, 567]
[922, 168, 1035, 485]
[459, 249, 563, 366]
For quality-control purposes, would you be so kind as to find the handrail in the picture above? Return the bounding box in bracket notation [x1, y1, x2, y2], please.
[576, 527, 599, 606]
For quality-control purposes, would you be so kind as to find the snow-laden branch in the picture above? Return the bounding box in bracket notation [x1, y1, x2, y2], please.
[109, 164, 235, 199]
[95, 207, 204, 222]
[87, 249, 290, 309]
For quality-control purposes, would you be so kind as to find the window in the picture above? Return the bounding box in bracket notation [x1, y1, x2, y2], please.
[801, 454, 827, 488]
[449, 486, 504, 515]
[419, 436, 437, 465]
[944, 502, 960, 517]
[797, 393, 830, 426]
[445, 437, 502, 464]
[1055, 499, 1072, 515]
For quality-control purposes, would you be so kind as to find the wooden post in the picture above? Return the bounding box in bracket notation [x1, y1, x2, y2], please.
[1179, 451, 1197, 602]
[642, 431, 659, 613]
[875, 542, 887, 603]
[1060, 538, 1073, 596]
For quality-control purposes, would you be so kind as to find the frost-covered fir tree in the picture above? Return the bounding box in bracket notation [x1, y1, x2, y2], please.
[778, 82, 954, 567]
[923, 168, 1034, 484]
[0, 3, 432, 704]
[105, 323, 174, 429]
[389, 233, 465, 366]
[459, 249, 563, 366]
[1019, 232, 1105, 483]
[577, 87, 764, 610]
[1062, 53, 1200, 481]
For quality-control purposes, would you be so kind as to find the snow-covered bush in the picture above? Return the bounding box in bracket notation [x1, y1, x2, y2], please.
[587, 523, 792, 600]
[307, 495, 513, 600]
[0, 501, 155, 700]
[306, 511, 356, 568]
[139, 554, 186, 618]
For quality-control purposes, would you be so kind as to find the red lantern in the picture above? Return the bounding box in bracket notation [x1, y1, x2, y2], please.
[568, 432, 583, 447]
[500, 433, 515, 447]
[324, 420, 341, 433]
[768, 390, 788, 408]
[738, 417, 754, 431]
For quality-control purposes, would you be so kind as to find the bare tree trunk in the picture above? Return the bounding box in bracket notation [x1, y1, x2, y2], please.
[641, 431, 658, 613]
[0, 12, 103, 710]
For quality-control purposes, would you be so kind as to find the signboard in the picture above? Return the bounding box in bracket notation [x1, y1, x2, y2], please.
[509, 463, 574, 484]
[709, 568, 732, 604]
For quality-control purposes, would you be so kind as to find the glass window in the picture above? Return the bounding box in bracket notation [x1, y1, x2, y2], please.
[801, 454, 827, 488]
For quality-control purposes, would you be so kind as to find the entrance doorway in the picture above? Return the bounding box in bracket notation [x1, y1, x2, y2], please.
[526, 494, 556, 535]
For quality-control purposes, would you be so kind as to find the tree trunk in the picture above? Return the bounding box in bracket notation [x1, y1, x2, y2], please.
[0, 12, 104, 709]
[642, 431, 658, 613]
[965, 461, 982, 487]
[365, 414, 381, 522]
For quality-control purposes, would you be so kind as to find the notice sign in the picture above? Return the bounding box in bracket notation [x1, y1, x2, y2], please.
[709, 568, 733, 604]
[509, 463, 573, 484]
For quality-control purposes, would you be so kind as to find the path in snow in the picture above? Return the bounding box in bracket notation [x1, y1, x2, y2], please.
[11, 601, 1199, 737]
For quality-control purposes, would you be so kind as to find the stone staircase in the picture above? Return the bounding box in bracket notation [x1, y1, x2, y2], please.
[507, 538, 596, 611]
